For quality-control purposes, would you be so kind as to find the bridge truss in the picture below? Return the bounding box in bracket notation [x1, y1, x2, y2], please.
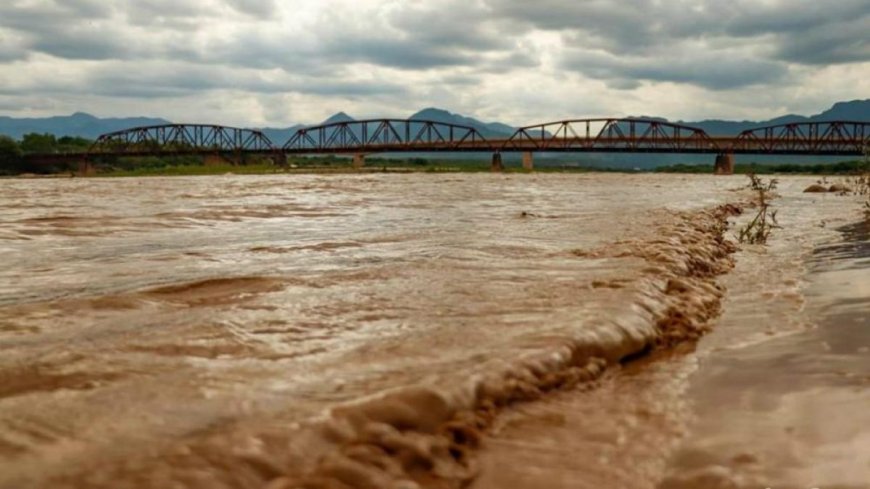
[729, 121, 869, 155]
[502, 118, 717, 153]
[87, 124, 277, 157]
[22, 119, 870, 174]
[283, 119, 490, 153]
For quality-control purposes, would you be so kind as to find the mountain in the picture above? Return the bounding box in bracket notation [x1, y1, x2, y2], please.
[409, 108, 516, 137]
[0, 112, 170, 140]
[261, 110, 516, 147]
[256, 124, 305, 146]
[680, 99, 870, 135]
[321, 111, 355, 125]
[255, 112, 355, 145]
[815, 99, 870, 121]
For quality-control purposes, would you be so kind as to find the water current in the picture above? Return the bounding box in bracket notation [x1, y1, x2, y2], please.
[0, 173, 866, 488]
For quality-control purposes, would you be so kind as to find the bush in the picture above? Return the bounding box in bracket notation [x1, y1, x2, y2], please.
[0, 136, 24, 175]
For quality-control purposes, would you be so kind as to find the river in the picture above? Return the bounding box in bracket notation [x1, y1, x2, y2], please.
[0, 173, 866, 488]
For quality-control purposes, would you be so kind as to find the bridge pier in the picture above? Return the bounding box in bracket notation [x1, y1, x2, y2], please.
[714, 153, 735, 175]
[491, 153, 504, 172]
[352, 154, 366, 169]
[76, 159, 95, 176]
[203, 154, 243, 166]
[203, 154, 222, 167]
[522, 151, 534, 171]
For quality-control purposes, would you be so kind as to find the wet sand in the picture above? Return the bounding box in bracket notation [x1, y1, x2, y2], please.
[0, 174, 866, 488]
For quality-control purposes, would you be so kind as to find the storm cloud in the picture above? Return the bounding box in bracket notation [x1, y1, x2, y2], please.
[0, 0, 867, 126]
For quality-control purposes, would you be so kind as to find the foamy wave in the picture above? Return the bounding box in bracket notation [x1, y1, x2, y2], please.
[267, 204, 744, 489]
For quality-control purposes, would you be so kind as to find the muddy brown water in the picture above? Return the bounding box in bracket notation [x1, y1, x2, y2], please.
[657, 218, 870, 489]
[0, 173, 866, 488]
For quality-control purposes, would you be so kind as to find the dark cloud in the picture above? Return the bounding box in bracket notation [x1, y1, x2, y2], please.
[772, 17, 870, 65]
[0, 1, 141, 60]
[224, 0, 278, 18]
[385, 1, 507, 52]
[31, 27, 136, 60]
[0, 61, 407, 101]
[0, 0, 866, 122]
[719, 1, 868, 37]
[311, 0, 518, 70]
[485, 0, 870, 88]
[562, 45, 790, 90]
[0, 29, 30, 62]
[321, 38, 478, 69]
[478, 51, 540, 74]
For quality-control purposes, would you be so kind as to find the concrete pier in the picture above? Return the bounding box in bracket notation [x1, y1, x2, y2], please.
[76, 160, 95, 176]
[203, 154, 224, 166]
[352, 154, 366, 169]
[204, 154, 243, 166]
[522, 152, 534, 171]
[491, 153, 504, 172]
[714, 153, 735, 175]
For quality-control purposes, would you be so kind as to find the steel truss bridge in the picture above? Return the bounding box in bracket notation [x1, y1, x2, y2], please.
[24, 118, 870, 174]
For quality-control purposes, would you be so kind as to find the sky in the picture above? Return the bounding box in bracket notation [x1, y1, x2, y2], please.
[0, 0, 868, 127]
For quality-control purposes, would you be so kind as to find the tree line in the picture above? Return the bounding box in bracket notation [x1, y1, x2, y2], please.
[654, 160, 870, 175]
[0, 133, 92, 175]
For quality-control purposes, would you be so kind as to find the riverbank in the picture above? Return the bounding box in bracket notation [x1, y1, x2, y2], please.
[3, 158, 868, 178]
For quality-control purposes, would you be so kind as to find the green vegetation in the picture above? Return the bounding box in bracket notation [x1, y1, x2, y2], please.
[0, 133, 93, 175]
[19, 133, 91, 154]
[0, 136, 24, 175]
[105, 163, 286, 177]
[737, 174, 780, 245]
[656, 160, 870, 175]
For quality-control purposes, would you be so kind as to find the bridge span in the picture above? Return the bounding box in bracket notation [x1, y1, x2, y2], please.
[24, 118, 870, 175]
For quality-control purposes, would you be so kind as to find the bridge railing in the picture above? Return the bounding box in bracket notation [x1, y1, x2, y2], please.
[283, 119, 490, 153]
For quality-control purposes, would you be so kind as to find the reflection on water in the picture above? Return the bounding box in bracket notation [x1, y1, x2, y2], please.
[0, 174, 865, 488]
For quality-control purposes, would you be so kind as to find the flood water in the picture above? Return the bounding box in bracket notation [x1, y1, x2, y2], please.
[0, 173, 866, 489]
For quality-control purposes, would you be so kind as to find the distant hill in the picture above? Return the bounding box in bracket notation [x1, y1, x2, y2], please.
[256, 112, 355, 146]
[680, 99, 870, 135]
[408, 108, 516, 137]
[256, 125, 305, 146]
[321, 111, 355, 125]
[256, 109, 517, 146]
[0, 112, 170, 140]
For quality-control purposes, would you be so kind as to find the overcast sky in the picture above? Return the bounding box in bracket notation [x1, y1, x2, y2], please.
[0, 0, 868, 126]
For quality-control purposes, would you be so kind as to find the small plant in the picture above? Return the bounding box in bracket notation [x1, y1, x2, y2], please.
[746, 172, 778, 193]
[854, 172, 870, 197]
[738, 174, 780, 244]
[852, 143, 869, 217]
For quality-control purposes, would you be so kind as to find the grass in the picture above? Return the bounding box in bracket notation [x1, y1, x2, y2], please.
[56, 154, 870, 178]
[656, 160, 870, 175]
[852, 172, 870, 218]
[737, 174, 780, 245]
[90, 159, 614, 177]
[102, 163, 285, 177]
